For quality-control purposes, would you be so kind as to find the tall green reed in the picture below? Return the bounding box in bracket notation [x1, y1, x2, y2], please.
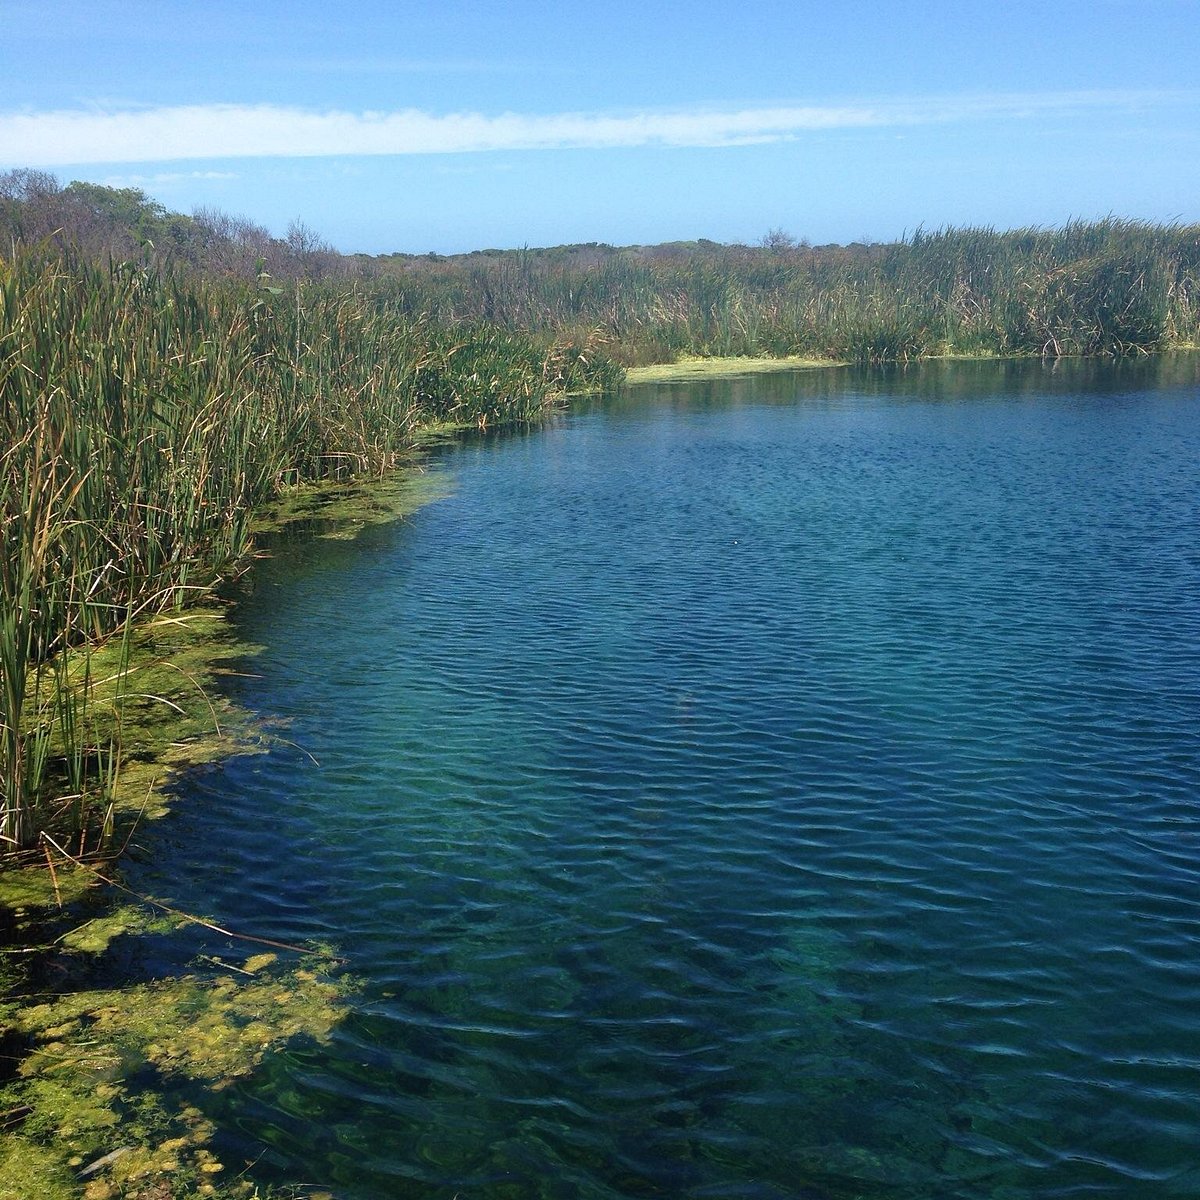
[375, 220, 1200, 364]
[0, 247, 620, 853]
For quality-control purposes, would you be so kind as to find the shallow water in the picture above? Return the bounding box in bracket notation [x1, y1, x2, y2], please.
[138, 357, 1200, 1198]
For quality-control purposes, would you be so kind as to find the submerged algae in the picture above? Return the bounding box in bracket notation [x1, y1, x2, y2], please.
[1, 770, 354, 1200]
[56, 906, 183, 956]
[8, 453, 451, 865]
[14, 951, 346, 1092]
[0, 656, 326, 1198]
[1, 462, 451, 1199]
[2, 944, 350, 1200]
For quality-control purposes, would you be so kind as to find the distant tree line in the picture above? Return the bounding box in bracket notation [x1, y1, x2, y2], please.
[0, 168, 350, 283]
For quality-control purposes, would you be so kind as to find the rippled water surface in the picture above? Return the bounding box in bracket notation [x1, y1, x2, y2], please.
[143, 358, 1200, 1198]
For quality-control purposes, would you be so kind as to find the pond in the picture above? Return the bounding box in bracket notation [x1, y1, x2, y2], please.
[134, 356, 1200, 1199]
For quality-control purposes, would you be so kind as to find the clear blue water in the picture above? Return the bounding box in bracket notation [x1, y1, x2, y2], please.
[138, 357, 1200, 1199]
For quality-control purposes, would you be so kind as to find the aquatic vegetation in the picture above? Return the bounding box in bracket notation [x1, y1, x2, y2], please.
[1, 941, 351, 1200]
[252, 454, 453, 544]
[0, 643, 352, 1200]
[1, 809, 352, 1200]
[624, 354, 834, 383]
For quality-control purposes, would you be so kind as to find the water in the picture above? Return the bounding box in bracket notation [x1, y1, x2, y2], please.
[136, 357, 1200, 1198]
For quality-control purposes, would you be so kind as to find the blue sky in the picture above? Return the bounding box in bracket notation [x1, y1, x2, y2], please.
[2, 0, 1198, 254]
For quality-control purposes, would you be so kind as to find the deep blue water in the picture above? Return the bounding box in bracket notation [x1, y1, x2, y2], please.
[140, 357, 1200, 1199]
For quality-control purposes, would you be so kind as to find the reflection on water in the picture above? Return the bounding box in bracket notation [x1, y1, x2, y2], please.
[135, 357, 1200, 1198]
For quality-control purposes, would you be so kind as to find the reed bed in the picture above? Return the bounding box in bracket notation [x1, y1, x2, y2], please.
[0, 245, 619, 852]
[378, 219, 1200, 364]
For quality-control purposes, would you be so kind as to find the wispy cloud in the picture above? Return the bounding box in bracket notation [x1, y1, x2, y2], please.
[0, 91, 1190, 167]
[98, 169, 238, 187]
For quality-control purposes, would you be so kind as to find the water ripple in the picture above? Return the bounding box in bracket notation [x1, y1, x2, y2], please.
[137, 360, 1200, 1200]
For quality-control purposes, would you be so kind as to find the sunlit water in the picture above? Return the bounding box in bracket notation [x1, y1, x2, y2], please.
[134, 358, 1200, 1199]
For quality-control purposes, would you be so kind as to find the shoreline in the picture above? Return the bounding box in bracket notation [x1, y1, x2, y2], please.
[0, 463, 452, 1200]
[623, 344, 1200, 386]
[3, 346, 1199, 1197]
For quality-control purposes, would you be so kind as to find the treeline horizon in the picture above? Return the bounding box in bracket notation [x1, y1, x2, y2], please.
[5, 169, 1200, 365]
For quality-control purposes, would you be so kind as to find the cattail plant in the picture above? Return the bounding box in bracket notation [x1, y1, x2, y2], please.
[0, 245, 622, 854]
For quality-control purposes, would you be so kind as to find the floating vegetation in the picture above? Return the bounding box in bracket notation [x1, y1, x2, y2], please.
[624, 354, 837, 383]
[1, 936, 351, 1200]
[56, 904, 181, 956]
[253, 465, 454, 544]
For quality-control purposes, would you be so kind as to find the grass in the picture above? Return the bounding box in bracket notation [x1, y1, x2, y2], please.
[375, 218, 1200, 366]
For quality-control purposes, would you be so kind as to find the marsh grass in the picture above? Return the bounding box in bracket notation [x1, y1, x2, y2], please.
[378, 218, 1200, 365]
[0, 247, 620, 853]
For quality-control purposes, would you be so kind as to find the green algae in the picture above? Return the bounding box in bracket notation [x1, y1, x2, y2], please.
[252, 460, 452, 544]
[624, 354, 840, 384]
[0, 462, 453, 1199]
[57, 906, 183, 956]
[0, 1137, 80, 1200]
[1, 859, 354, 1198]
[0, 634, 339, 1200]
[2, 943, 352, 1200]
[4, 599, 268, 870]
[0, 862, 95, 918]
[6, 451, 451, 869]
[15, 954, 347, 1088]
[6, 454, 452, 862]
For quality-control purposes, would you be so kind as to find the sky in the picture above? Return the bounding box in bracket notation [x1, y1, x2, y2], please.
[2, 0, 1198, 255]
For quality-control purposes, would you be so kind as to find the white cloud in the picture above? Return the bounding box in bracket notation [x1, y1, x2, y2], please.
[98, 169, 238, 187]
[0, 91, 1190, 167]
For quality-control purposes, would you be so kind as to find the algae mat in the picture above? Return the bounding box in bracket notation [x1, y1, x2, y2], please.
[0, 464, 451, 1200]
